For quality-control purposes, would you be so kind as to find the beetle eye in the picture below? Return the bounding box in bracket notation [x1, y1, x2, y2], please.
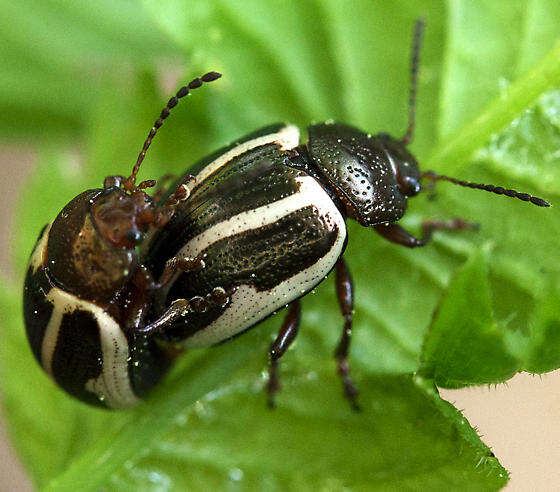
[125, 229, 144, 244]
[399, 175, 421, 197]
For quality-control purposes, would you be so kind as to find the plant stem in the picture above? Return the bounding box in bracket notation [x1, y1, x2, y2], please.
[427, 40, 560, 173]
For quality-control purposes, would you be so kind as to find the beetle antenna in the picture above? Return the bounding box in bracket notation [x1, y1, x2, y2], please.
[421, 171, 550, 207]
[401, 18, 426, 145]
[123, 71, 222, 192]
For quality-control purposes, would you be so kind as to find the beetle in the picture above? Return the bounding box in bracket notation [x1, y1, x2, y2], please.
[23, 20, 549, 409]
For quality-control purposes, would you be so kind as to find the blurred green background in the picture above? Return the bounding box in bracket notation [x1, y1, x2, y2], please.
[1, 1, 560, 490]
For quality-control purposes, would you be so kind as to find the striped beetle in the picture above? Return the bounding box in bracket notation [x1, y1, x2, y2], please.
[23, 21, 549, 409]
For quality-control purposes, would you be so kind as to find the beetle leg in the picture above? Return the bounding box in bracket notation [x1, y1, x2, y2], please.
[158, 256, 205, 287]
[266, 300, 301, 408]
[334, 257, 360, 411]
[126, 259, 210, 331]
[373, 218, 477, 248]
[153, 175, 197, 228]
[131, 264, 160, 291]
[136, 286, 232, 336]
[135, 298, 190, 335]
[132, 257, 205, 293]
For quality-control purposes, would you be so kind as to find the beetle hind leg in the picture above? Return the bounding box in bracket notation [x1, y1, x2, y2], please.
[266, 300, 301, 408]
[334, 257, 360, 412]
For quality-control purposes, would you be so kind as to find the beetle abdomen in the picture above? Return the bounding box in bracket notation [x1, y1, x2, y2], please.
[146, 125, 347, 347]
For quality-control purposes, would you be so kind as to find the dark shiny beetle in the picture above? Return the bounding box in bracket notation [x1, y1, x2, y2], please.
[23, 21, 549, 409]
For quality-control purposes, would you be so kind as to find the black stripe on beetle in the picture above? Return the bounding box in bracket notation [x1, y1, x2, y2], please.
[160, 203, 342, 343]
[23, 242, 54, 363]
[50, 309, 104, 407]
[23, 21, 549, 410]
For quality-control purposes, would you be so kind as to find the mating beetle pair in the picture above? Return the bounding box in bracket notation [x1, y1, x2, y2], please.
[23, 21, 549, 409]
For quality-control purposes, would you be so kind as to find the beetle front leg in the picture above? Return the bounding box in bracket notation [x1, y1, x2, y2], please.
[158, 256, 205, 287]
[137, 286, 232, 336]
[373, 218, 476, 248]
[125, 258, 216, 333]
[266, 300, 301, 408]
[132, 256, 205, 293]
[153, 175, 197, 228]
[334, 257, 360, 411]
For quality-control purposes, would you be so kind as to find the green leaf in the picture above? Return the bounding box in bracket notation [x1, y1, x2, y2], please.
[432, 0, 560, 170]
[419, 247, 520, 387]
[429, 39, 560, 174]
[0, 0, 180, 141]
[518, 289, 560, 374]
[102, 375, 508, 491]
[2, 0, 560, 490]
[1, 281, 506, 490]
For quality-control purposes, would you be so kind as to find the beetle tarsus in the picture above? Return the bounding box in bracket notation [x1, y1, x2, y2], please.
[103, 175, 126, 189]
[137, 288, 231, 336]
[266, 359, 280, 409]
[336, 356, 360, 412]
[153, 176, 197, 228]
[208, 286, 229, 307]
[158, 256, 205, 287]
[421, 218, 478, 239]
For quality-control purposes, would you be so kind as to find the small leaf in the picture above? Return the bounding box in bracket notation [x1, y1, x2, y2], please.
[419, 247, 520, 387]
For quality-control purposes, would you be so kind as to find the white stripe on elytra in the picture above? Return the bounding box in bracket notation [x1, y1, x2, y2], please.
[41, 295, 64, 378]
[158, 175, 330, 301]
[180, 176, 328, 258]
[29, 222, 52, 273]
[140, 125, 301, 255]
[84, 311, 142, 409]
[41, 287, 141, 409]
[171, 175, 347, 348]
[192, 124, 300, 188]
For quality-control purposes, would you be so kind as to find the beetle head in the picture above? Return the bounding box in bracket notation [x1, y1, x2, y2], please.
[375, 133, 421, 198]
[43, 187, 155, 304]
